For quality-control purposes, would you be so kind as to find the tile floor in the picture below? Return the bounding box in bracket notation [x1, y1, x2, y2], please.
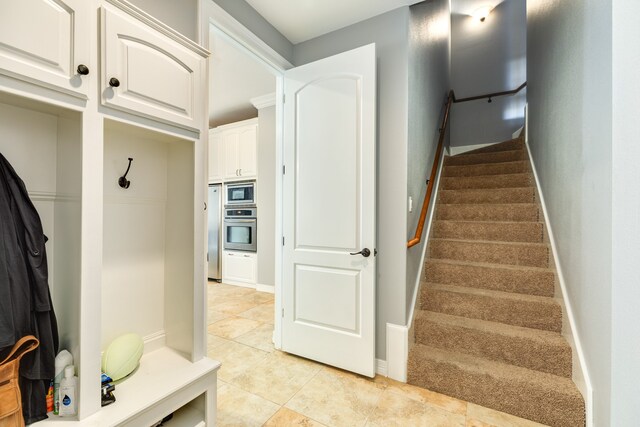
[207, 282, 548, 427]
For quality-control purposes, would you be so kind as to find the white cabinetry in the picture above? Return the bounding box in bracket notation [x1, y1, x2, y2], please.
[0, 0, 91, 97]
[223, 251, 257, 286]
[100, 1, 206, 130]
[0, 0, 217, 424]
[212, 118, 258, 181]
[208, 130, 223, 182]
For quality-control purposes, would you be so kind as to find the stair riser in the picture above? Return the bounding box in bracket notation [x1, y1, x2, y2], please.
[433, 221, 544, 243]
[424, 262, 555, 297]
[462, 139, 524, 155]
[436, 204, 540, 222]
[421, 287, 562, 332]
[439, 188, 536, 204]
[429, 240, 549, 268]
[444, 161, 530, 177]
[414, 318, 571, 377]
[407, 352, 586, 427]
[441, 174, 533, 190]
[445, 150, 527, 166]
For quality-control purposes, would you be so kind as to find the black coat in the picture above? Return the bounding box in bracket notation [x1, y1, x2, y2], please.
[0, 152, 59, 424]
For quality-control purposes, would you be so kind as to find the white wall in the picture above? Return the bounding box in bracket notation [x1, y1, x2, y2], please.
[256, 105, 276, 288]
[406, 0, 451, 316]
[527, 0, 612, 424]
[128, 0, 198, 41]
[293, 8, 411, 359]
[450, 0, 526, 147]
[611, 0, 640, 423]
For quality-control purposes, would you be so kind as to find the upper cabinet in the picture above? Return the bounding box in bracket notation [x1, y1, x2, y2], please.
[0, 0, 91, 97]
[100, 1, 208, 131]
[213, 118, 258, 181]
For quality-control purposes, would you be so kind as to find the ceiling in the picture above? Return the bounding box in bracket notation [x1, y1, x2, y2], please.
[209, 29, 276, 127]
[245, 0, 424, 44]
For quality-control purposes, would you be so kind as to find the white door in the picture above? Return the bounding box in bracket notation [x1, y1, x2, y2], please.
[282, 44, 376, 377]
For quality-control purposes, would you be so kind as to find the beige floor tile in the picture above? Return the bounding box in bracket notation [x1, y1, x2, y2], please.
[230, 351, 322, 405]
[285, 367, 384, 427]
[217, 379, 228, 390]
[366, 390, 465, 427]
[264, 407, 327, 427]
[209, 340, 269, 382]
[210, 298, 261, 316]
[467, 403, 549, 427]
[208, 308, 230, 324]
[235, 323, 276, 353]
[207, 334, 231, 354]
[208, 316, 263, 339]
[208, 282, 255, 297]
[244, 291, 275, 305]
[238, 303, 275, 324]
[217, 383, 279, 427]
[466, 419, 494, 427]
[384, 378, 467, 415]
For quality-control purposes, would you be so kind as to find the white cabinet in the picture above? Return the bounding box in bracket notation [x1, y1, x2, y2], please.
[100, 1, 207, 130]
[223, 251, 257, 286]
[208, 130, 223, 182]
[0, 0, 91, 97]
[214, 118, 258, 180]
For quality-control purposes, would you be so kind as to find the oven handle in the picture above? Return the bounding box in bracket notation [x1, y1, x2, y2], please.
[224, 219, 256, 223]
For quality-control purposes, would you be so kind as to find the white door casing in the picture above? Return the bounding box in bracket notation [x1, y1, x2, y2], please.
[282, 44, 376, 377]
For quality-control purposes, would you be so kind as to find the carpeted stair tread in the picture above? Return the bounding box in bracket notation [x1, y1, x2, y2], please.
[424, 259, 555, 297]
[436, 203, 540, 222]
[429, 238, 549, 267]
[413, 311, 571, 377]
[433, 220, 544, 243]
[445, 149, 527, 166]
[444, 160, 530, 177]
[441, 173, 533, 190]
[438, 187, 536, 204]
[420, 283, 562, 332]
[407, 344, 586, 427]
[460, 138, 524, 155]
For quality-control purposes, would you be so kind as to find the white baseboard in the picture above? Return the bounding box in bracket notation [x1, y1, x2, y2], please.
[256, 283, 275, 294]
[376, 359, 388, 377]
[524, 138, 594, 427]
[386, 323, 409, 382]
[143, 331, 166, 354]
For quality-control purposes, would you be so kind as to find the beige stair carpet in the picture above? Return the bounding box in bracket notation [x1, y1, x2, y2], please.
[407, 138, 586, 426]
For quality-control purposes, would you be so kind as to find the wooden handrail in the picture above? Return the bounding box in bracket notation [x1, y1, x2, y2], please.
[407, 91, 454, 248]
[453, 81, 527, 103]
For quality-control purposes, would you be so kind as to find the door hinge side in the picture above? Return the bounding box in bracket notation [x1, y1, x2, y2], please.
[282, 236, 285, 246]
[283, 94, 285, 104]
[283, 165, 286, 175]
[281, 308, 284, 318]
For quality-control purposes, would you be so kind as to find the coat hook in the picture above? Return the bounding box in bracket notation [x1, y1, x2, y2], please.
[119, 158, 133, 189]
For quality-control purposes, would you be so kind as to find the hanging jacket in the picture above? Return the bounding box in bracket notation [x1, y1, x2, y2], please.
[0, 152, 59, 424]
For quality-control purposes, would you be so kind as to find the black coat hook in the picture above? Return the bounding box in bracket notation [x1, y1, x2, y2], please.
[119, 158, 133, 189]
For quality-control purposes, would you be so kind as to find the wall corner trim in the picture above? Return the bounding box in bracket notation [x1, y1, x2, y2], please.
[386, 323, 409, 382]
[250, 93, 276, 110]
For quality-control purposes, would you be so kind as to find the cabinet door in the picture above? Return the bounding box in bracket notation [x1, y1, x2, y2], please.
[0, 0, 90, 97]
[223, 131, 240, 179]
[223, 251, 257, 285]
[237, 125, 257, 178]
[208, 132, 223, 182]
[101, 5, 204, 130]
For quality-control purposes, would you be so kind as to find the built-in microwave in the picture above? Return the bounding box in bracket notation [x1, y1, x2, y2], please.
[225, 181, 255, 206]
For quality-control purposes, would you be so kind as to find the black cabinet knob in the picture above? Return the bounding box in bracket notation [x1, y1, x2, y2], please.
[109, 77, 120, 88]
[77, 64, 89, 75]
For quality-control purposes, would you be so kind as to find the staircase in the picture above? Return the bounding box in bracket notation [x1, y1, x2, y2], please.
[407, 138, 586, 426]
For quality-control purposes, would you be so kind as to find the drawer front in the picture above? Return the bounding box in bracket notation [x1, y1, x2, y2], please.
[0, 0, 90, 97]
[101, 5, 204, 130]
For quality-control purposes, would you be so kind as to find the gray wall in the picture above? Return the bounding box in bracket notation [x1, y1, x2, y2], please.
[450, 0, 526, 147]
[213, 0, 294, 64]
[256, 105, 276, 288]
[406, 0, 451, 316]
[527, 0, 612, 424]
[294, 8, 411, 359]
[611, 0, 640, 424]
[128, 0, 198, 41]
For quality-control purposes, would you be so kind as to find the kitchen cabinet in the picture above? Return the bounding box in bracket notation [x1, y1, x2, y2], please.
[223, 250, 257, 286]
[0, 0, 216, 424]
[208, 130, 223, 182]
[0, 0, 91, 97]
[213, 118, 258, 180]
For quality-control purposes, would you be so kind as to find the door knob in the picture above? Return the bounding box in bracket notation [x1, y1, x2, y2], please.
[350, 248, 371, 257]
[109, 77, 120, 87]
[77, 64, 89, 75]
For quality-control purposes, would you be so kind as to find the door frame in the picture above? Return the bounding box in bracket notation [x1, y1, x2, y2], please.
[199, 0, 290, 349]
